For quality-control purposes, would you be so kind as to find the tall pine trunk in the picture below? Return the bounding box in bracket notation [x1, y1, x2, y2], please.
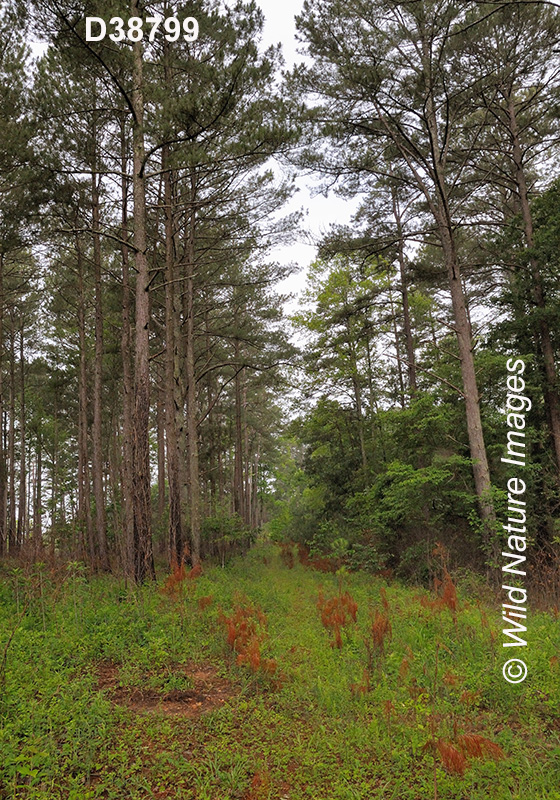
[0, 255, 5, 556]
[185, 174, 201, 565]
[391, 185, 416, 395]
[119, 113, 135, 581]
[163, 143, 184, 565]
[131, 3, 155, 582]
[17, 323, 26, 548]
[91, 163, 110, 571]
[8, 321, 16, 553]
[33, 424, 42, 556]
[439, 220, 495, 530]
[507, 96, 560, 481]
[422, 59, 495, 538]
[76, 235, 96, 566]
[233, 341, 245, 522]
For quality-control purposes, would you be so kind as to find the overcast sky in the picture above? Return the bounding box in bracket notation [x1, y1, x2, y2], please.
[251, 0, 359, 302]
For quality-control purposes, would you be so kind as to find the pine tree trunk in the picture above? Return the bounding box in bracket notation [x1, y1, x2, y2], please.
[508, 97, 560, 480]
[8, 322, 16, 553]
[50, 393, 58, 559]
[119, 113, 135, 581]
[131, 6, 155, 582]
[185, 175, 201, 565]
[204, 308, 216, 515]
[243, 384, 251, 526]
[157, 380, 166, 521]
[17, 324, 26, 548]
[33, 425, 42, 556]
[389, 286, 406, 408]
[439, 222, 495, 529]
[346, 318, 368, 469]
[76, 236, 96, 567]
[0, 255, 5, 556]
[252, 444, 260, 528]
[163, 143, 184, 566]
[233, 343, 245, 521]
[421, 61, 495, 537]
[391, 186, 417, 395]
[91, 166, 110, 571]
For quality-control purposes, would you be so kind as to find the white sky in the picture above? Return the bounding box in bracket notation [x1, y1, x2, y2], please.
[254, 0, 360, 303]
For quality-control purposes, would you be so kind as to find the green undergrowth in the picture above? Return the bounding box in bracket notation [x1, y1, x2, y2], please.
[0, 545, 559, 799]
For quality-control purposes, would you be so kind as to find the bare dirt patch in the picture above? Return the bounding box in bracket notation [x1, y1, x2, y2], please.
[96, 661, 234, 718]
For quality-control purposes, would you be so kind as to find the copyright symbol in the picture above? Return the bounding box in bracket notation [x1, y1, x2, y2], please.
[503, 658, 527, 684]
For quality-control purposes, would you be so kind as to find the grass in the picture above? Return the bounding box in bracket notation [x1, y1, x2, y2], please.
[0, 544, 559, 799]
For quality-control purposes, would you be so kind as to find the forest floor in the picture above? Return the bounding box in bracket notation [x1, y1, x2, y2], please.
[1, 542, 559, 799]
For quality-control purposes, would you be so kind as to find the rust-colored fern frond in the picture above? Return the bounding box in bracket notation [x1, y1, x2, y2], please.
[443, 670, 459, 687]
[440, 572, 457, 612]
[370, 610, 391, 653]
[436, 739, 467, 776]
[298, 543, 310, 566]
[398, 656, 410, 682]
[244, 769, 270, 800]
[456, 734, 505, 761]
[197, 594, 213, 611]
[317, 589, 358, 648]
[220, 600, 277, 679]
[188, 564, 203, 581]
[161, 555, 186, 597]
[382, 699, 395, 721]
[380, 586, 390, 613]
[459, 690, 480, 707]
[280, 543, 295, 568]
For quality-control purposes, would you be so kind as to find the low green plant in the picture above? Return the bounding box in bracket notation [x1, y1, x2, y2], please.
[0, 544, 558, 799]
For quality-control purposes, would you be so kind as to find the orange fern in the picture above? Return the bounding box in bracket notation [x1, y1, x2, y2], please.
[197, 594, 213, 611]
[220, 600, 276, 679]
[317, 589, 358, 648]
[456, 733, 505, 762]
[380, 586, 390, 613]
[370, 610, 391, 653]
[188, 564, 203, 580]
[436, 739, 467, 776]
[161, 556, 186, 597]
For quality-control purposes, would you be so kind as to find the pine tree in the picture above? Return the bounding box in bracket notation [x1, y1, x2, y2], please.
[293, 0, 498, 540]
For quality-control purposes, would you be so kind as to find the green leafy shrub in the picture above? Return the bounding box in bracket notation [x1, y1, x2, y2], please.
[202, 511, 254, 565]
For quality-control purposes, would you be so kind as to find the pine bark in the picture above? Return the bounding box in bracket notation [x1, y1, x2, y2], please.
[91, 165, 110, 571]
[163, 143, 184, 565]
[156, 379, 166, 521]
[17, 324, 26, 548]
[8, 321, 16, 553]
[0, 255, 5, 556]
[119, 114, 135, 581]
[439, 220, 494, 527]
[33, 424, 42, 555]
[184, 174, 201, 565]
[391, 186, 416, 395]
[76, 235, 96, 566]
[388, 286, 406, 409]
[131, 5, 155, 582]
[233, 341, 245, 522]
[421, 46, 495, 533]
[507, 96, 560, 479]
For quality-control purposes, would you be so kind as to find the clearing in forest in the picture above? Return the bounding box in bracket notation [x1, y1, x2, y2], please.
[1, 544, 559, 799]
